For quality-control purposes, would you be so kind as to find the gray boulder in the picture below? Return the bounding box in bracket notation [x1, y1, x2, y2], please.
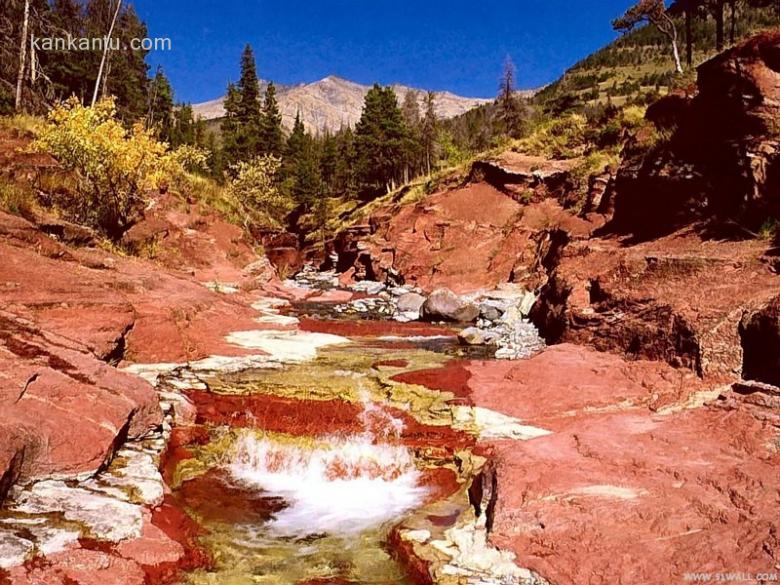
[421, 289, 480, 323]
[396, 292, 426, 314]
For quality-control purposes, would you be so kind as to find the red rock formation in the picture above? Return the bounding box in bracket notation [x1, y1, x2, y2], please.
[0, 190, 284, 496]
[407, 344, 780, 585]
[609, 30, 780, 238]
[531, 229, 779, 380]
[334, 181, 595, 294]
[0, 310, 161, 488]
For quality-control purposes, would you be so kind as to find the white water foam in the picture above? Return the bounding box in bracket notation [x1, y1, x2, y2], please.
[226, 393, 427, 538]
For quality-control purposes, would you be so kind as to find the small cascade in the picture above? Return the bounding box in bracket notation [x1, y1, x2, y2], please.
[226, 391, 427, 538]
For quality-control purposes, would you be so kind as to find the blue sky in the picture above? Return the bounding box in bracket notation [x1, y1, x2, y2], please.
[133, 0, 631, 104]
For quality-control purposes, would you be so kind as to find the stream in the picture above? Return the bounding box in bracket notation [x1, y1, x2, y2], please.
[160, 295, 545, 584]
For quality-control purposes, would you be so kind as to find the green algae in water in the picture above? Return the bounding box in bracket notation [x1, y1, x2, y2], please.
[186, 524, 411, 584]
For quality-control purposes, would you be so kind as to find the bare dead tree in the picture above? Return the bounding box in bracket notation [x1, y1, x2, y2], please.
[613, 0, 684, 73]
[15, 0, 30, 111]
[91, 0, 122, 107]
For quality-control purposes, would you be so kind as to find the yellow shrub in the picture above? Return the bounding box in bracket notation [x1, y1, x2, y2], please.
[29, 97, 203, 239]
[227, 156, 294, 230]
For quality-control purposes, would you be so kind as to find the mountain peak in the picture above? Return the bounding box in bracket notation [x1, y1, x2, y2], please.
[193, 77, 491, 133]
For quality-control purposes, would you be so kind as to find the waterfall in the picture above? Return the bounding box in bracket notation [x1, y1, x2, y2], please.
[226, 392, 428, 538]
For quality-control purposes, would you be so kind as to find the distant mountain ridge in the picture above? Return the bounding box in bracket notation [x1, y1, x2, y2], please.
[192, 75, 492, 133]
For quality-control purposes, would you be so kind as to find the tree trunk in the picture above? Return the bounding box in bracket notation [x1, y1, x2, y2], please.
[714, 0, 725, 51]
[15, 0, 30, 112]
[91, 0, 122, 107]
[685, 6, 693, 68]
[671, 37, 684, 74]
[660, 14, 684, 74]
[728, 0, 736, 45]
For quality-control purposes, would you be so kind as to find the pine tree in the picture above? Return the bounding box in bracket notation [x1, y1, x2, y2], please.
[259, 81, 284, 157]
[284, 111, 306, 178]
[613, 0, 684, 73]
[292, 134, 322, 208]
[235, 44, 262, 158]
[221, 45, 263, 166]
[401, 90, 423, 180]
[333, 126, 357, 198]
[421, 91, 438, 175]
[401, 90, 421, 128]
[237, 44, 261, 123]
[497, 56, 525, 138]
[354, 85, 408, 197]
[171, 104, 198, 147]
[320, 130, 339, 192]
[220, 82, 242, 169]
[147, 66, 174, 140]
[105, 4, 150, 120]
[48, 0, 90, 101]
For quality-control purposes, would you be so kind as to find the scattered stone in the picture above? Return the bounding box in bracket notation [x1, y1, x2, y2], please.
[479, 303, 504, 322]
[350, 280, 386, 295]
[288, 264, 340, 290]
[458, 327, 500, 346]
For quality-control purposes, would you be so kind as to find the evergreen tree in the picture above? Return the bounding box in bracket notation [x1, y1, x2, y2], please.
[292, 134, 322, 208]
[205, 131, 222, 178]
[613, 0, 684, 73]
[259, 81, 284, 157]
[237, 44, 262, 123]
[401, 90, 423, 180]
[220, 82, 242, 169]
[170, 104, 199, 147]
[401, 90, 421, 128]
[234, 44, 262, 159]
[48, 0, 90, 101]
[333, 126, 357, 198]
[421, 91, 439, 175]
[105, 4, 150, 120]
[147, 66, 174, 140]
[284, 111, 306, 178]
[221, 45, 263, 166]
[497, 56, 525, 138]
[320, 130, 339, 192]
[354, 84, 409, 197]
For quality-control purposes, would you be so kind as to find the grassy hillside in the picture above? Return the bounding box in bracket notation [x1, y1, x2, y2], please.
[535, 5, 780, 113]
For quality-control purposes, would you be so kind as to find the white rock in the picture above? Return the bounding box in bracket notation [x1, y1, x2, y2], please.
[350, 281, 386, 295]
[11, 480, 143, 542]
[452, 406, 551, 441]
[225, 330, 349, 362]
[203, 281, 240, 295]
[402, 529, 432, 543]
[0, 531, 33, 569]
